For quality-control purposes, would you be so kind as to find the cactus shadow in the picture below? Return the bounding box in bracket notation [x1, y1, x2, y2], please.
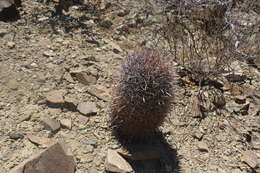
[0, 5, 20, 22]
[114, 132, 181, 173]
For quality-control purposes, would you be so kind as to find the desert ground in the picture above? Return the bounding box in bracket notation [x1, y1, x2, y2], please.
[0, 0, 259, 173]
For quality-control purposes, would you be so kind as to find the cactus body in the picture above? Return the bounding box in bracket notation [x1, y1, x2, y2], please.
[110, 49, 175, 138]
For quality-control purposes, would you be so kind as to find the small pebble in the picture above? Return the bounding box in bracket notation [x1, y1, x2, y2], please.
[85, 138, 97, 148]
[9, 132, 24, 140]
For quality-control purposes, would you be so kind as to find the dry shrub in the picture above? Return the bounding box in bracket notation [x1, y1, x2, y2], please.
[152, 0, 259, 84]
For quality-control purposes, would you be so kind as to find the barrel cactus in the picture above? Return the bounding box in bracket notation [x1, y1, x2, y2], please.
[110, 48, 175, 138]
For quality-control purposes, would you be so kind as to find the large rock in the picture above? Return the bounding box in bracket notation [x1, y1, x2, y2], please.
[9, 141, 76, 173]
[105, 149, 133, 173]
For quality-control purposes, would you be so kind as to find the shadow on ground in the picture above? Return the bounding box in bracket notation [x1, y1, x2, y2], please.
[113, 132, 181, 173]
[0, 4, 20, 22]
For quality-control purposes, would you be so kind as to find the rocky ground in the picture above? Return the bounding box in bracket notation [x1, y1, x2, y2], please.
[0, 0, 259, 173]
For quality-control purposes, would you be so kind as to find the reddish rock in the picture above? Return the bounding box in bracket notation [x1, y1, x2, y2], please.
[191, 96, 203, 118]
[41, 118, 61, 132]
[9, 142, 76, 173]
[105, 149, 133, 173]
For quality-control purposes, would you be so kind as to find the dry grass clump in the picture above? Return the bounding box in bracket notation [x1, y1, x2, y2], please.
[152, 0, 259, 84]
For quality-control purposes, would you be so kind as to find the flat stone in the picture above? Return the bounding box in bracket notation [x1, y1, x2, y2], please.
[18, 114, 31, 122]
[225, 101, 242, 113]
[230, 84, 242, 96]
[77, 115, 89, 126]
[36, 72, 46, 83]
[191, 96, 203, 118]
[64, 96, 78, 111]
[63, 73, 75, 83]
[77, 73, 97, 85]
[105, 149, 133, 173]
[248, 102, 259, 116]
[79, 55, 97, 61]
[0, 29, 8, 37]
[38, 17, 49, 22]
[41, 118, 61, 132]
[117, 9, 130, 17]
[234, 95, 247, 104]
[117, 148, 161, 160]
[70, 70, 97, 85]
[60, 119, 72, 129]
[84, 19, 95, 27]
[30, 62, 38, 68]
[243, 86, 256, 97]
[7, 41, 15, 49]
[241, 150, 259, 168]
[6, 79, 18, 90]
[226, 73, 247, 82]
[85, 138, 97, 147]
[43, 50, 56, 57]
[192, 130, 204, 140]
[64, 97, 78, 106]
[77, 102, 98, 116]
[225, 61, 247, 82]
[83, 145, 94, 154]
[27, 135, 56, 148]
[197, 141, 209, 152]
[104, 40, 123, 54]
[9, 132, 24, 140]
[100, 0, 110, 10]
[100, 19, 113, 28]
[9, 141, 76, 173]
[45, 90, 65, 104]
[87, 85, 111, 102]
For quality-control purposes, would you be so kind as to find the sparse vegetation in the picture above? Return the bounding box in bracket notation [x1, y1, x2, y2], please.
[151, 0, 259, 84]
